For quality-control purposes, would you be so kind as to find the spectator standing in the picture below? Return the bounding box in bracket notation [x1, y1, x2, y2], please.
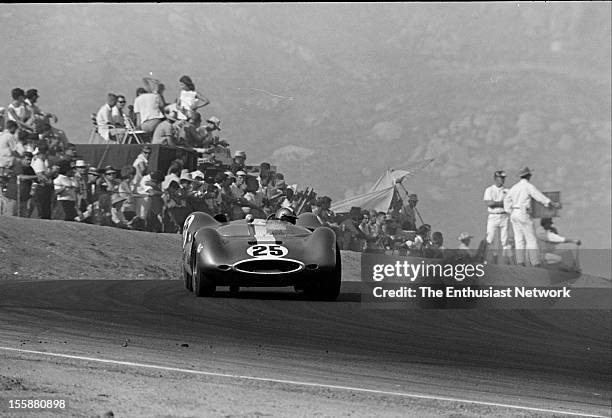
[359, 211, 380, 251]
[165, 172, 191, 231]
[6, 88, 33, 135]
[14, 130, 31, 157]
[176, 75, 210, 121]
[1, 152, 35, 217]
[503, 167, 561, 267]
[128, 87, 146, 127]
[117, 165, 138, 222]
[73, 160, 90, 213]
[400, 194, 419, 231]
[133, 80, 164, 137]
[142, 170, 165, 232]
[0, 120, 19, 172]
[31, 144, 54, 219]
[410, 224, 433, 254]
[382, 214, 401, 250]
[85, 167, 101, 206]
[242, 175, 265, 218]
[257, 162, 271, 184]
[53, 161, 78, 221]
[216, 172, 237, 218]
[319, 196, 338, 228]
[230, 150, 247, 174]
[483, 170, 510, 261]
[24, 89, 57, 134]
[232, 170, 247, 199]
[132, 145, 151, 186]
[97, 166, 119, 194]
[187, 171, 210, 214]
[373, 212, 386, 236]
[340, 207, 367, 251]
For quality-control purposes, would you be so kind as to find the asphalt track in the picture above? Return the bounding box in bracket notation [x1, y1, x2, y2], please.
[0, 279, 610, 417]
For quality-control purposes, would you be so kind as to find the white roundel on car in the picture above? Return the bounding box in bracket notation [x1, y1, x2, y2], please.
[247, 244, 288, 258]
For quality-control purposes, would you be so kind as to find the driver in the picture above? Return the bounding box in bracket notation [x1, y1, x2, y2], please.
[275, 207, 297, 224]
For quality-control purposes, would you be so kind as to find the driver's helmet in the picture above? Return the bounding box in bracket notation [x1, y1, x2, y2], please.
[275, 207, 297, 224]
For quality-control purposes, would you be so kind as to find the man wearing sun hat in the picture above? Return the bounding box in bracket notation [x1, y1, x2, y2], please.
[503, 167, 561, 267]
[152, 108, 178, 145]
[110, 193, 129, 227]
[483, 170, 510, 262]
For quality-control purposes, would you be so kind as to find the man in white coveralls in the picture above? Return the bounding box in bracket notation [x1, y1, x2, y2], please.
[504, 167, 561, 267]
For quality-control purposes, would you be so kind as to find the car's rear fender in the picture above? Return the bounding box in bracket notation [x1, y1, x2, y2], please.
[301, 227, 337, 268]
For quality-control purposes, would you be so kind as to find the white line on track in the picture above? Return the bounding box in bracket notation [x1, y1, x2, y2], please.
[0, 346, 607, 418]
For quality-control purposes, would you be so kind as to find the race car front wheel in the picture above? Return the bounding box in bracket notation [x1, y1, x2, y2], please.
[183, 249, 193, 291]
[183, 265, 193, 291]
[192, 257, 216, 297]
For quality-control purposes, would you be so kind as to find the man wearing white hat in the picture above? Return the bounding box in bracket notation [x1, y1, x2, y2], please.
[457, 232, 474, 259]
[483, 170, 510, 262]
[503, 167, 561, 267]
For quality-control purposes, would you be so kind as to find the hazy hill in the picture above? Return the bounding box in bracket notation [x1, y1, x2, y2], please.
[1, 3, 610, 248]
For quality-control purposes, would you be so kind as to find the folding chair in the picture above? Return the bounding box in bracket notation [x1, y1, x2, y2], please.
[88, 113, 103, 143]
[117, 115, 146, 144]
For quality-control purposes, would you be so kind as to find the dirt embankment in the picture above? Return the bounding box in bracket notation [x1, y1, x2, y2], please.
[0, 217, 182, 281]
[0, 217, 364, 283]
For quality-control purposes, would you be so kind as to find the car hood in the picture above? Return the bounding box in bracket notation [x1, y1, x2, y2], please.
[216, 219, 311, 240]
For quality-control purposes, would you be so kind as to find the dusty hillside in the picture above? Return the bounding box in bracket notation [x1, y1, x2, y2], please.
[0, 218, 181, 281]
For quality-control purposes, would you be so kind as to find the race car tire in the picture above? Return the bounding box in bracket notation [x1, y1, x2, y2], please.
[305, 245, 341, 301]
[192, 256, 215, 297]
[183, 265, 192, 291]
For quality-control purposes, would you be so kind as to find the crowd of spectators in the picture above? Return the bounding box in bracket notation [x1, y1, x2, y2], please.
[0, 81, 453, 259]
[311, 197, 449, 258]
[0, 134, 325, 235]
[94, 75, 227, 153]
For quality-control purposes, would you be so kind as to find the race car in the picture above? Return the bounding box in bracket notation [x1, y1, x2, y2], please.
[181, 208, 341, 300]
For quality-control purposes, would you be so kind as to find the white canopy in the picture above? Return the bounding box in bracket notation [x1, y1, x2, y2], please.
[331, 159, 434, 214]
[369, 169, 413, 192]
[330, 186, 396, 214]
